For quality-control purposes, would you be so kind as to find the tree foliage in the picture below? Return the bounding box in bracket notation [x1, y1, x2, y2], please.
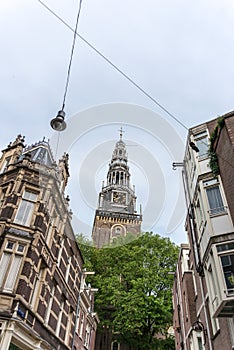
[78, 232, 179, 349]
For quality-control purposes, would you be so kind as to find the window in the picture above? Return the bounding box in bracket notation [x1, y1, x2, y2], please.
[0, 241, 25, 292]
[203, 179, 225, 215]
[217, 243, 234, 293]
[65, 311, 73, 346]
[194, 188, 205, 232]
[14, 190, 37, 226]
[46, 208, 58, 247]
[111, 341, 119, 350]
[183, 292, 189, 321]
[56, 300, 64, 337]
[192, 271, 198, 297]
[44, 284, 55, 324]
[197, 336, 203, 350]
[194, 131, 208, 159]
[221, 255, 234, 291]
[0, 157, 10, 174]
[30, 265, 46, 311]
[79, 312, 84, 338]
[84, 325, 90, 348]
[0, 188, 6, 209]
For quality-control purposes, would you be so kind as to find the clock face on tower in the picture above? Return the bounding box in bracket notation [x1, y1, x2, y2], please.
[113, 192, 126, 205]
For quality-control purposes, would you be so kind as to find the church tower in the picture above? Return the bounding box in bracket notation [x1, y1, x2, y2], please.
[92, 129, 142, 248]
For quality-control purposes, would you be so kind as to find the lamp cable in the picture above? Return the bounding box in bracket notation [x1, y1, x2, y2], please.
[61, 0, 83, 111]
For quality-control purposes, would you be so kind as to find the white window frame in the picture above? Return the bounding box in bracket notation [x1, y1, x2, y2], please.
[65, 310, 73, 346]
[0, 157, 10, 174]
[44, 284, 55, 324]
[84, 324, 90, 348]
[197, 335, 204, 350]
[79, 311, 84, 338]
[203, 178, 225, 216]
[206, 259, 220, 334]
[193, 130, 209, 160]
[46, 208, 59, 247]
[14, 189, 38, 226]
[30, 266, 46, 311]
[0, 240, 26, 293]
[56, 300, 64, 337]
[194, 187, 206, 235]
[217, 243, 234, 295]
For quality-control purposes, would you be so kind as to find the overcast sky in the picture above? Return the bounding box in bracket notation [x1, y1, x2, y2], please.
[1, 0, 234, 243]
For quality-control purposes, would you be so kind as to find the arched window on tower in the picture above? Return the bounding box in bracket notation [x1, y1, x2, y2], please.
[120, 172, 124, 184]
[116, 172, 119, 184]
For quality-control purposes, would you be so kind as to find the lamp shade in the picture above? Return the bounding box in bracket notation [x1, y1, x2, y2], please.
[50, 110, 67, 131]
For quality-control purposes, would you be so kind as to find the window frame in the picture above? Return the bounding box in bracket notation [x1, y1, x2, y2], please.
[14, 189, 38, 226]
[203, 178, 226, 216]
[0, 156, 11, 174]
[0, 239, 26, 293]
[111, 341, 120, 350]
[217, 243, 234, 295]
[194, 187, 206, 234]
[193, 130, 209, 160]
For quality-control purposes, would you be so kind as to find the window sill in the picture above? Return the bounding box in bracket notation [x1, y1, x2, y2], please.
[0, 289, 16, 296]
[224, 289, 234, 296]
[197, 155, 209, 161]
[208, 208, 228, 217]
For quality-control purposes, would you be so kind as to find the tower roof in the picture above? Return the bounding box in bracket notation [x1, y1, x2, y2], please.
[23, 138, 55, 167]
[110, 128, 128, 166]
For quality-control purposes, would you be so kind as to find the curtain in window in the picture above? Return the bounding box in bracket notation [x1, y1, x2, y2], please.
[14, 200, 34, 226]
[5, 256, 22, 291]
[206, 186, 224, 214]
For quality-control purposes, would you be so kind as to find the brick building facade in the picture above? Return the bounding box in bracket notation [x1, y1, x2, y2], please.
[173, 111, 234, 350]
[0, 136, 98, 350]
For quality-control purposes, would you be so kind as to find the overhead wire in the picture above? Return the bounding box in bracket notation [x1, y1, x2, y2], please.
[37, 0, 234, 171]
[37, 0, 188, 131]
[62, 0, 83, 110]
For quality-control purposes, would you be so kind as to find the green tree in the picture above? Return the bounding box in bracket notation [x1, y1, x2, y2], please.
[79, 232, 178, 350]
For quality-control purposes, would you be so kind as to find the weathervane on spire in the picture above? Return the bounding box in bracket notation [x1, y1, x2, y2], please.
[119, 126, 125, 140]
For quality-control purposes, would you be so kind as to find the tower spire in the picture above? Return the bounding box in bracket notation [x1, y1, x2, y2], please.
[119, 127, 124, 141]
[92, 130, 142, 248]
